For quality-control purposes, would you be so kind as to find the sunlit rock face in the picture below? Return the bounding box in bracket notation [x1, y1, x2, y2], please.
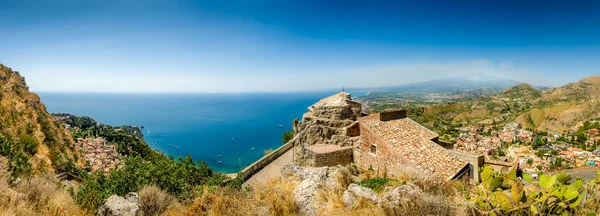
[292, 92, 364, 161]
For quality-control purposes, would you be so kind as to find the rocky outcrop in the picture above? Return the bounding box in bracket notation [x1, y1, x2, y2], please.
[282, 164, 329, 216]
[97, 193, 139, 216]
[292, 92, 365, 162]
[281, 164, 351, 216]
[341, 183, 378, 207]
[378, 183, 422, 208]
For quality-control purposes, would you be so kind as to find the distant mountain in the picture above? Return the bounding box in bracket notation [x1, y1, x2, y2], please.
[404, 75, 600, 133]
[362, 73, 542, 93]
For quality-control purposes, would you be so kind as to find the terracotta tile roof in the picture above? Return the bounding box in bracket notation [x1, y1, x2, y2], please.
[362, 118, 468, 180]
[561, 151, 577, 157]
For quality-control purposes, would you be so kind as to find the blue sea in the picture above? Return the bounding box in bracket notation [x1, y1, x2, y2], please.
[37, 91, 364, 173]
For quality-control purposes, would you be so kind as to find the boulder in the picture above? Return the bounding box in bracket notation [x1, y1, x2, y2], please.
[379, 183, 422, 208]
[125, 192, 139, 203]
[341, 183, 379, 208]
[293, 166, 329, 216]
[97, 193, 139, 216]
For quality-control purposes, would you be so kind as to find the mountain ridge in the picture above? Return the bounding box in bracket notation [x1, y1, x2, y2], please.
[358, 73, 547, 93]
[0, 64, 79, 176]
[396, 74, 600, 134]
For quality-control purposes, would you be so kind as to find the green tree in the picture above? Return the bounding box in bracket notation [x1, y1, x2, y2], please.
[282, 131, 294, 144]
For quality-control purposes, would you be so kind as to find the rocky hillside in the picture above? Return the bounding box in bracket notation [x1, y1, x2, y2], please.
[291, 92, 363, 161]
[405, 75, 600, 133]
[0, 64, 78, 175]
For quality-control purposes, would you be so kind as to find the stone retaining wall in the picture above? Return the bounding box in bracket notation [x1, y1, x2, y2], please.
[307, 147, 353, 167]
[239, 137, 296, 181]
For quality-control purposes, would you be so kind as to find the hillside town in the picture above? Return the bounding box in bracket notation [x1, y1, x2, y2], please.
[75, 137, 122, 174]
[452, 121, 600, 176]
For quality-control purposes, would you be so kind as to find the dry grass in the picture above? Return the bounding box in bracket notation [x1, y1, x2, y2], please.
[139, 185, 179, 216]
[319, 194, 386, 216]
[336, 165, 354, 190]
[187, 178, 298, 216]
[0, 174, 87, 216]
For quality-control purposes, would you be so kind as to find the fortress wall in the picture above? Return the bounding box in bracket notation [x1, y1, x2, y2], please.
[240, 136, 296, 181]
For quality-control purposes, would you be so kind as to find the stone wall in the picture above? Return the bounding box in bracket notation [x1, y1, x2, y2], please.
[379, 110, 406, 121]
[449, 150, 484, 182]
[345, 122, 360, 137]
[307, 147, 353, 167]
[240, 137, 296, 181]
[438, 140, 454, 149]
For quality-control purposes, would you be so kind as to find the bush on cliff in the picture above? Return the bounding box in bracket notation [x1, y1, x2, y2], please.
[74, 154, 238, 211]
[282, 131, 294, 144]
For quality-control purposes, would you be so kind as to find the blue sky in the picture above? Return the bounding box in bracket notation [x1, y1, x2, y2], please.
[1, 0, 599, 93]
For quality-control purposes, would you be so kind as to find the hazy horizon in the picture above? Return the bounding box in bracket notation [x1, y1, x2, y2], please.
[2, 0, 600, 93]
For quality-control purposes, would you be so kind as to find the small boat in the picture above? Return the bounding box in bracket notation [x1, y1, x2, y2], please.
[251, 147, 255, 151]
[232, 138, 235, 141]
[218, 155, 222, 158]
[217, 161, 222, 164]
[278, 125, 283, 128]
[235, 144, 238, 147]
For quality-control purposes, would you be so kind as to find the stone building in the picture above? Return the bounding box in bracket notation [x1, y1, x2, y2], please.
[293, 92, 470, 181]
[353, 110, 470, 181]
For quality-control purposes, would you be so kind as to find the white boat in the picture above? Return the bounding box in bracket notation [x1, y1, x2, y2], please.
[251, 147, 255, 150]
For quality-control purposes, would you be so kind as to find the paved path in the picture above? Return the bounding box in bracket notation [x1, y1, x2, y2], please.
[550, 167, 600, 182]
[243, 148, 294, 188]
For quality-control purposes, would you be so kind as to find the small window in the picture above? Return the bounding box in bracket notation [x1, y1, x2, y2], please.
[370, 144, 377, 155]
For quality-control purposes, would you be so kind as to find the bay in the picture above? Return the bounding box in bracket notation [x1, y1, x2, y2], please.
[37, 91, 363, 173]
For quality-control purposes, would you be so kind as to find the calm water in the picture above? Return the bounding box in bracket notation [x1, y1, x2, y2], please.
[37, 91, 363, 173]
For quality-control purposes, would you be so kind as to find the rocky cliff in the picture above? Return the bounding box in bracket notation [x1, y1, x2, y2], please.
[292, 92, 364, 161]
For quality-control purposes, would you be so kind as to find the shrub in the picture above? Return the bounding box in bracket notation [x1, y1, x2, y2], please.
[358, 178, 392, 193]
[282, 131, 294, 144]
[8, 150, 32, 180]
[557, 172, 572, 184]
[20, 134, 39, 155]
[139, 185, 177, 216]
[489, 177, 504, 192]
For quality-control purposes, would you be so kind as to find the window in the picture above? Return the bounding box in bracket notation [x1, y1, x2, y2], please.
[370, 144, 377, 156]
